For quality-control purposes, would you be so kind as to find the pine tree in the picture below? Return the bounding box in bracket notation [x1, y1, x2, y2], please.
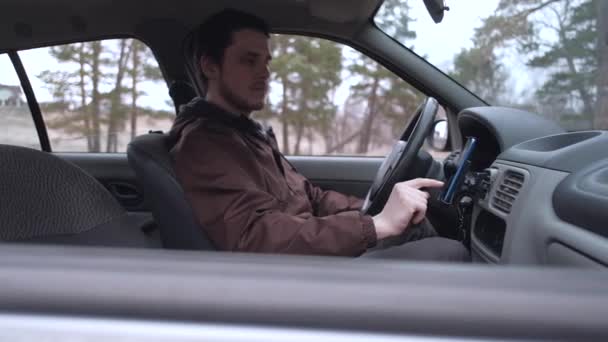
[472, 0, 608, 129]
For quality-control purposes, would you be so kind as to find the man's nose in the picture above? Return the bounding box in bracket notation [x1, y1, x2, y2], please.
[260, 64, 270, 80]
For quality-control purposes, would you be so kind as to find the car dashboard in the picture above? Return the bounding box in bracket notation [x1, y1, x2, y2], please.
[451, 107, 608, 267]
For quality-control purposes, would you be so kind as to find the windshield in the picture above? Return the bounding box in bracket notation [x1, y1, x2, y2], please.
[375, 0, 608, 131]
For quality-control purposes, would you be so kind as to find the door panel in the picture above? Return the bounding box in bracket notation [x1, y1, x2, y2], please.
[56, 153, 145, 212]
[57, 153, 381, 244]
[287, 156, 382, 198]
[57, 153, 382, 209]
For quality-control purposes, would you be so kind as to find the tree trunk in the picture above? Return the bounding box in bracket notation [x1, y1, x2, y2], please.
[130, 41, 141, 140]
[292, 82, 310, 155]
[280, 76, 290, 154]
[78, 43, 93, 151]
[293, 119, 304, 155]
[595, 0, 608, 129]
[337, 100, 352, 154]
[307, 129, 314, 155]
[322, 127, 333, 155]
[556, 12, 595, 117]
[356, 77, 380, 154]
[106, 39, 130, 152]
[90, 42, 102, 152]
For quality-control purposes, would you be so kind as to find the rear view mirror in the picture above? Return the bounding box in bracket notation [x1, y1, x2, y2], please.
[423, 0, 449, 23]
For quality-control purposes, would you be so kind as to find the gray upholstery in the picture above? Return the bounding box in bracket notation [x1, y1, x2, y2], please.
[25, 213, 161, 248]
[0, 144, 156, 247]
[127, 133, 215, 250]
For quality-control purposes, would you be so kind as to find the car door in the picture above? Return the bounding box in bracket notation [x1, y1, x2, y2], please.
[1, 244, 607, 341]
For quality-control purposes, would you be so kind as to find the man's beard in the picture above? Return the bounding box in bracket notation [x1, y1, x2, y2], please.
[218, 79, 264, 114]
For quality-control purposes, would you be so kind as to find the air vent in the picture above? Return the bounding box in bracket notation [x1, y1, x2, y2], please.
[492, 170, 525, 214]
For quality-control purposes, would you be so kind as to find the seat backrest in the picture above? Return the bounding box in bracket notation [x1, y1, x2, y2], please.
[0, 144, 158, 247]
[127, 133, 215, 250]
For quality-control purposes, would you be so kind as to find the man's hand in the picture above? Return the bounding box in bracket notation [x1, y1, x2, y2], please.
[372, 178, 444, 240]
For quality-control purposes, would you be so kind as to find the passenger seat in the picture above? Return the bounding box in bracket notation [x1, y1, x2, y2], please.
[0, 144, 159, 247]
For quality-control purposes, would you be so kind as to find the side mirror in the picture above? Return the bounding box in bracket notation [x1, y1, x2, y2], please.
[428, 119, 449, 151]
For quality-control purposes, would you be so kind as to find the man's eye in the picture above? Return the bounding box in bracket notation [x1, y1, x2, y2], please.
[243, 59, 255, 66]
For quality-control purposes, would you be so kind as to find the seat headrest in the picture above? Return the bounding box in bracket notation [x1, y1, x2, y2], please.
[169, 81, 197, 112]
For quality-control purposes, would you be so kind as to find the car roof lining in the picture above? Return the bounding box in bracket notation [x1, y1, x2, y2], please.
[0, 0, 383, 51]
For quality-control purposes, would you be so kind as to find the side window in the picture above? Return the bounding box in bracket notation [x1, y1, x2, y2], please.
[258, 34, 445, 157]
[0, 54, 39, 149]
[18, 38, 172, 152]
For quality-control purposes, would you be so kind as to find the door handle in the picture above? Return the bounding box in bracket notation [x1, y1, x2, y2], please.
[107, 182, 140, 200]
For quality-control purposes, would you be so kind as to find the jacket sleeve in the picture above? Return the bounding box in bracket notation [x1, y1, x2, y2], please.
[304, 181, 366, 216]
[174, 127, 376, 256]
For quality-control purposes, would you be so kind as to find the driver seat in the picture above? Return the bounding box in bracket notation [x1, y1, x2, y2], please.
[127, 132, 215, 250]
[128, 80, 215, 250]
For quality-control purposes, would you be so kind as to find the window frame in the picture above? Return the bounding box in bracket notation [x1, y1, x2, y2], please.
[5, 51, 51, 151]
[3, 36, 171, 154]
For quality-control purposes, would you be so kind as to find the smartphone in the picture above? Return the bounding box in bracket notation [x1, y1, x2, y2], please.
[440, 136, 477, 204]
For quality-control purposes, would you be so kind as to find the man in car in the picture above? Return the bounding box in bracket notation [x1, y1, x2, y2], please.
[171, 9, 469, 261]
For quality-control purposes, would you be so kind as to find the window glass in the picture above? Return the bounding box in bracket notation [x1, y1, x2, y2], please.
[257, 34, 435, 157]
[19, 38, 173, 152]
[375, 0, 607, 131]
[0, 54, 39, 149]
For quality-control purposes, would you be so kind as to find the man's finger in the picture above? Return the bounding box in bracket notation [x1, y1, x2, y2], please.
[407, 178, 444, 189]
[411, 203, 427, 224]
[410, 191, 428, 204]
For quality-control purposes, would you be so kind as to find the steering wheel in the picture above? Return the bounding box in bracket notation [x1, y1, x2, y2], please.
[361, 97, 440, 215]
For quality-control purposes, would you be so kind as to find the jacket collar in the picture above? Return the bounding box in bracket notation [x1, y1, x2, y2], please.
[170, 97, 269, 143]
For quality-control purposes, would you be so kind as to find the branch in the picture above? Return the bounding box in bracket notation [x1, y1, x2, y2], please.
[325, 128, 361, 154]
[511, 0, 562, 19]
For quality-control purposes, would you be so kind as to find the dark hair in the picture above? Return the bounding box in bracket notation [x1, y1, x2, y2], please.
[191, 9, 270, 90]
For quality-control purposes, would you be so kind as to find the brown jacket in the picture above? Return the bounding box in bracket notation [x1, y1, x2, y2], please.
[170, 99, 377, 256]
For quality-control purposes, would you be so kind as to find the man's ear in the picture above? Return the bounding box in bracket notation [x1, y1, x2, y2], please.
[200, 55, 219, 80]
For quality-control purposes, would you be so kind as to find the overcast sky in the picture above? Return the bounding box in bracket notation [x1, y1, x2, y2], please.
[409, 0, 499, 69]
[1, 0, 507, 111]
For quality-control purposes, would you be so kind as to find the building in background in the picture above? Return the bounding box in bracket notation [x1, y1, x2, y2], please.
[0, 84, 26, 107]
